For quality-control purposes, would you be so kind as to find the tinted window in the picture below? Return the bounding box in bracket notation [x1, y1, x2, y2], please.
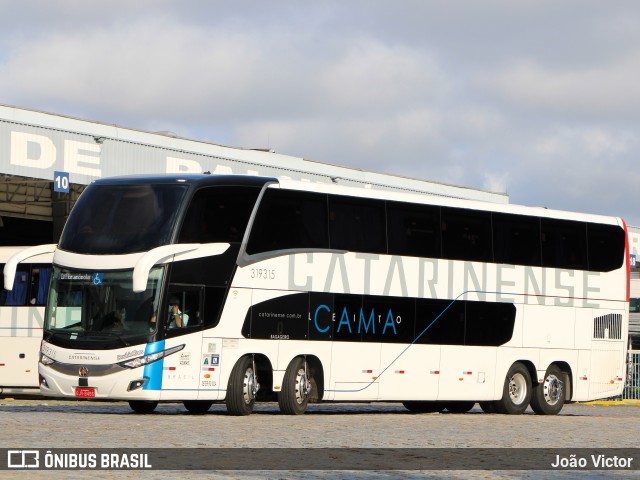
[416, 299, 465, 345]
[541, 219, 587, 270]
[246, 189, 329, 254]
[329, 196, 386, 253]
[441, 208, 493, 262]
[465, 301, 515, 346]
[164, 285, 203, 338]
[587, 223, 625, 272]
[61, 184, 188, 254]
[493, 213, 541, 266]
[179, 186, 260, 244]
[0, 263, 51, 306]
[387, 202, 441, 258]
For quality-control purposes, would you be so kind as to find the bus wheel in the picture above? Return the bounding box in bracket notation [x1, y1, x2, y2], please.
[278, 357, 311, 415]
[479, 401, 498, 414]
[128, 401, 158, 414]
[495, 362, 532, 414]
[226, 356, 259, 416]
[530, 365, 565, 415]
[402, 401, 445, 413]
[183, 401, 213, 414]
[444, 401, 475, 413]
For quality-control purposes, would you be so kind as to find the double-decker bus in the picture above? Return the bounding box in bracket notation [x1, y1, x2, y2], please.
[6, 174, 628, 414]
[0, 246, 54, 394]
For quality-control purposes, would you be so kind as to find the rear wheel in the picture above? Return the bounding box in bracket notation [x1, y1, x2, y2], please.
[183, 401, 213, 414]
[226, 356, 258, 416]
[444, 401, 475, 413]
[278, 357, 312, 415]
[530, 365, 565, 415]
[402, 401, 445, 413]
[128, 401, 158, 414]
[494, 362, 532, 415]
[479, 401, 498, 414]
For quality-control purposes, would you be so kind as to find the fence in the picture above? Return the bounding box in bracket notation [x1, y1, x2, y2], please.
[623, 350, 640, 400]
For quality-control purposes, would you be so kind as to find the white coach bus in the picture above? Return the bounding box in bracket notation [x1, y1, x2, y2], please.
[5, 174, 629, 414]
[0, 247, 53, 394]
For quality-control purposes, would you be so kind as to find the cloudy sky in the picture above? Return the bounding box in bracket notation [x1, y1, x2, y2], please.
[2, 1, 639, 224]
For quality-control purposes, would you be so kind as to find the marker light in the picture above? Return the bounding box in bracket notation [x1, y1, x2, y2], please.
[40, 354, 55, 366]
[119, 344, 184, 369]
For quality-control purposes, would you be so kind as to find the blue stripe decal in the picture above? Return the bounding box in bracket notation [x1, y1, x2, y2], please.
[142, 340, 165, 390]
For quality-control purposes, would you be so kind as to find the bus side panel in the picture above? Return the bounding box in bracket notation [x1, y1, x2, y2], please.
[588, 340, 626, 400]
[329, 342, 380, 401]
[0, 306, 44, 391]
[159, 332, 203, 401]
[197, 337, 223, 401]
[378, 344, 440, 401]
[522, 304, 576, 349]
[438, 346, 497, 401]
[574, 350, 591, 400]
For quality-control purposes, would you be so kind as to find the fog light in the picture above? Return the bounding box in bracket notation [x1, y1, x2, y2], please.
[128, 379, 147, 391]
[40, 375, 49, 388]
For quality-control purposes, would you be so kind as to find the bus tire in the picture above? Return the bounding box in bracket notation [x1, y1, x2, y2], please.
[402, 401, 445, 413]
[444, 401, 475, 413]
[226, 356, 257, 416]
[495, 362, 532, 415]
[530, 365, 565, 415]
[278, 356, 311, 415]
[479, 401, 498, 414]
[183, 401, 213, 414]
[128, 401, 158, 414]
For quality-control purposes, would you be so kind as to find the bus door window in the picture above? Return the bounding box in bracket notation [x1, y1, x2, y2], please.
[164, 286, 203, 334]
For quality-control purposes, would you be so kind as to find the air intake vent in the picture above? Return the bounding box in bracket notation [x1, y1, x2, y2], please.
[593, 313, 622, 340]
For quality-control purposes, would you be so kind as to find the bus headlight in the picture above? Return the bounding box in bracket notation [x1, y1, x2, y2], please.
[40, 354, 55, 366]
[118, 344, 184, 369]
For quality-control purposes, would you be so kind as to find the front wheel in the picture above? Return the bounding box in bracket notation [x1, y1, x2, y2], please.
[402, 401, 445, 413]
[226, 356, 259, 416]
[444, 401, 475, 413]
[530, 365, 565, 415]
[479, 401, 498, 414]
[183, 401, 213, 414]
[128, 401, 158, 414]
[278, 357, 312, 415]
[494, 362, 532, 415]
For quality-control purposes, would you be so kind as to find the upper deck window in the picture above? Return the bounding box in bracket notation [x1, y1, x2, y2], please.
[60, 184, 188, 254]
[178, 186, 261, 244]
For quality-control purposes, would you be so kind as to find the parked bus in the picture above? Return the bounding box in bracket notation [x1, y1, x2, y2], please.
[5, 174, 629, 414]
[0, 246, 54, 394]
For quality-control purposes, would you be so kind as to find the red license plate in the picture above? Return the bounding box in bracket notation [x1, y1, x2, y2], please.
[75, 387, 96, 398]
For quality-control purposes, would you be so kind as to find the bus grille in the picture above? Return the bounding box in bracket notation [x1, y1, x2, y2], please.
[593, 313, 622, 340]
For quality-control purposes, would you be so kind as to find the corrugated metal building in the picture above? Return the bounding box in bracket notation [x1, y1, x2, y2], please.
[0, 104, 508, 243]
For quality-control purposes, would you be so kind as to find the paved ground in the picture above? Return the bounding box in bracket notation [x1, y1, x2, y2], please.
[0, 398, 638, 479]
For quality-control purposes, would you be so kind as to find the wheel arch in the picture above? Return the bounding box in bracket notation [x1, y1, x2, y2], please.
[514, 359, 537, 383]
[252, 353, 274, 398]
[281, 354, 325, 402]
[549, 361, 573, 402]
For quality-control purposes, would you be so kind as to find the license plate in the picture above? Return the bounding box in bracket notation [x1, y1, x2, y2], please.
[75, 387, 96, 398]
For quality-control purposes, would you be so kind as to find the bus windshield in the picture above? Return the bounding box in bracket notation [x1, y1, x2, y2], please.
[44, 266, 164, 341]
[59, 183, 189, 254]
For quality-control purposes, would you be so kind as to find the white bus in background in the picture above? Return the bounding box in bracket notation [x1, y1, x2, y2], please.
[0, 247, 53, 394]
[6, 174, 629, 414]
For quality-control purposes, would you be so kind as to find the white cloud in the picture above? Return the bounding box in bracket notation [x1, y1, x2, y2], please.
[487, 52, 640, 115]
[0, 1, 639, 224]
